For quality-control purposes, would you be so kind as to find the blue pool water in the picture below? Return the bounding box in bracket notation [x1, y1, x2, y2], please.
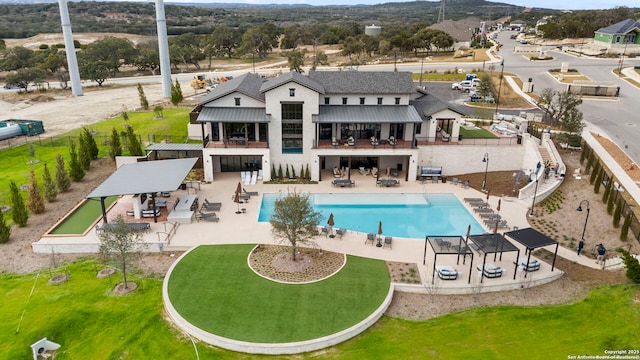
[258, 193, 485, 239]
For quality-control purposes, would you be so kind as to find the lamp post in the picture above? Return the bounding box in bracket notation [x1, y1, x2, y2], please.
[481, 153, 489, 192]
[494, 60, 504, 116]
[529, 177, 539, 217]
[577, 200, 590, 242]
[618, 38, 629, 74]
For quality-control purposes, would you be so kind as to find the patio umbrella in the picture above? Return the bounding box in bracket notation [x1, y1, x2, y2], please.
[486, 189, 490, 201]
[496, 199, 501, 212]
[377, 220, 383, 247]
[328, 213, 335, 238]
[234, 182, 242, 214]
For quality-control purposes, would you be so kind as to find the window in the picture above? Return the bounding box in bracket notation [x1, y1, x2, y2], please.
[342, 97, 348, 105]
[377, 97, 383, 105]
[281, 103, 303, 153]
[394, 97, 400, 105]
[235, 97, 241, 106]
[324, 97, 330, 105]
[289, 88, 295, 97]
[360, 97, 365, 105]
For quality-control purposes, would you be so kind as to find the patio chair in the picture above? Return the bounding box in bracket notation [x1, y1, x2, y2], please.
[331, 137, 340, 146]
[335, 228, 346, 239]
[333, 167, 342, 178]
[474, 207, 494, 213]
[365, 233, 376, 245]
[388, 136, 397, 146]
[451, 177, 459, 185]
[463, 180, 470, 189]
[347, 136, 355, 146]
[321, 226, 330, 237]
[464, 198, 483, 203]
[383, 236, 393, 249]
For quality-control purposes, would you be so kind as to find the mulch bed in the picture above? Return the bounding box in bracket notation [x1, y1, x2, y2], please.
[249, 244, 345, 283]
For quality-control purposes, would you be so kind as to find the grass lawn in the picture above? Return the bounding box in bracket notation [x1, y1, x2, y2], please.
[459, 127, 499, 139]
[49, 196, 118, 234]
[167, 244, 390, 343]
[1, 258, 639, 359]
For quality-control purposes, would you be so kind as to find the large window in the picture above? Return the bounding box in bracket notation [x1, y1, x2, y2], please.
[281, 103, 303, 153]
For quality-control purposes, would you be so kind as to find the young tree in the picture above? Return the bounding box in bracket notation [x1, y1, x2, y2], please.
[617, 248, 640, 284]
[78, 130, 92, 171]
[98, 215, 146, 290]
[137, 83, 149, 109]
[536, 88, 583, 126]
[9, 181, 28, 227]
[82, 127, 99, 160]
[153, 105, 164, 119]
[621, 213, 632, 240]
[269, 190, 322, 261]
[68, 141, 85, 182]
[125, 126, 143, 156]
[170, 78, 183, 105]
[55, 154, 71, 192]
[0, 210, 10, 244]
[593, 167, 603, 194]
[108, 127, 122, 161]
[42, 162, 58, 202]
[26, 167, 45, 214]
[613, 201, 622, 228]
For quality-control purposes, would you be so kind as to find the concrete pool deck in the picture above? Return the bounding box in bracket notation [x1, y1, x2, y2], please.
[34, 170, 600, 294]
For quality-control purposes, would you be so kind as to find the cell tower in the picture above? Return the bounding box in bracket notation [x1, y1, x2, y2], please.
[437, 0, 445, 23]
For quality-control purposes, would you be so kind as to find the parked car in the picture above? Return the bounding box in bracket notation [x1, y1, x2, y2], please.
[470, 93, 483, 102]
[206, 84, 217, 93]
[3, 83, 20, 89]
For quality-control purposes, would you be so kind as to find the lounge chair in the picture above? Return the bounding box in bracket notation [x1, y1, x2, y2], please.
[347, 137, 355, 146]
[464, 198, 483, 203]
[243, 188, 259, 196]
[370, 136, 379, 146]
[358, 167, 369, 176]
[388, 136, 397, 146]
[365, 233, 376, 245]
[383, 236, 392, 249]
[333, 167, 342, 178]
[196, 210, 219, 222]
[202, 203, 221, 211]
[435, 265, 459, 280]
[477, 263, 505, 278]
[141, 209, 160, 218]
[474, 207, 494, 213]
[479, 213, 500, 219]
[514, 257, 541, 272]
[335, 228, 346, 239]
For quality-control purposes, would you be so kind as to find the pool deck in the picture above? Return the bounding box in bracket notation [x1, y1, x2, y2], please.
[33, 170, 600, 294]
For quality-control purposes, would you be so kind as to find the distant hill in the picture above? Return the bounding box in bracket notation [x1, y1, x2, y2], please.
[0, 0, 528, 39]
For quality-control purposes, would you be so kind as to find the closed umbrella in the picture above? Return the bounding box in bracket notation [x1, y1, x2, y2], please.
[234, 182, 242, 214]
[328, 213, 335, 238]
[377, 221, 383, 247]
[493, 199, 502, 234]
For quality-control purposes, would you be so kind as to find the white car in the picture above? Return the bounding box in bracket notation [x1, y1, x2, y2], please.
[453, 80, 480, 92]
[206, 84, 217, 93]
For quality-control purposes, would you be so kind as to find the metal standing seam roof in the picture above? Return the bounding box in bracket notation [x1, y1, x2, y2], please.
[504, 227, 558, 249]
[260, 71, 325, 94]
[596, 19, 640, 35]
[145, 143, 203, 151]
[196, 107, 268, 123]
[86, 158, 198, 198]
[313, 105, 423, 123]
[198, 73, 266, 104]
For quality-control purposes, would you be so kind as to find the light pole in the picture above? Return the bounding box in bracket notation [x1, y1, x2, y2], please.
[481, 153, 489, 192]
[529, 177, 539, 217]
[494, 60, 504, 116]
[618, 38, 629, 74]
[577, 200, 590, 242]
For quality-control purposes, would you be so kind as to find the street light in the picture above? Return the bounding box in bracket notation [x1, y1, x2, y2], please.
[494, 60, 504, 116]
[577, 200, 590, 242]
[481, 153, 489, 192]
[618, 38, 629, 74]
[529, 177, 539, 217]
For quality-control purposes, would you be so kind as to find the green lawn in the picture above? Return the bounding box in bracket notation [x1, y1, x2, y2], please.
[459, 126, 499, 139]
[168, 244, 390, 343]
[1, 257, 639, 359]
[49, 196, 118, 234]
[0, 108, 190, 225]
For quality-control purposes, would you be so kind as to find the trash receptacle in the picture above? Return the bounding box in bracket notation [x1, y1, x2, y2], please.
[442, 176, 447, 183]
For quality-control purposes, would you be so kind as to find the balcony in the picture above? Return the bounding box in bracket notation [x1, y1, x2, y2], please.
[206, 139, 269, 149]
[316, 138, 413, 149]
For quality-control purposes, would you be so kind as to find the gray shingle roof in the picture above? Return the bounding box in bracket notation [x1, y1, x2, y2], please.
[196, 107, 268, 123]
[308, 71, 416, 94]
[260, 71, 325, 94]
[596, 19, 640, 35]
[198, 73, 266, 105]
[314, 105, 422, 123]
[410, 92, 468, 118]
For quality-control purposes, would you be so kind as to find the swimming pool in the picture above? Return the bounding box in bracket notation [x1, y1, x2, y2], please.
[258, 193, 485, 239]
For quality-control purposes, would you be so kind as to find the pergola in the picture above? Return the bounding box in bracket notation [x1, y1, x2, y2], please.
[468, 233, 520, 283]
[504, 227, 559, 276]
[423, 235, 474, 284]
[86, 158, 198, 224]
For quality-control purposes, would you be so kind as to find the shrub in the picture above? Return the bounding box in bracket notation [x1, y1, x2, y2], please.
[42, 162, 58, 202]
[271, 164, 276, 180]
[285, 164, 290, 179]
[68, 141, 85, 182]
[621, 213, 631, 240]
[55, 154, 71, 192]
[108, 127, 122, 161]
[0, 210, 10, 243]
[613, 201, 622, 228]
[26, 168, 45, 214]
[9, 181, 28, 227]
[617, 248, 640, 283]
[593, 168, 603, 194]
[137, 83, 149, 110]
[277, 164, 283, 179]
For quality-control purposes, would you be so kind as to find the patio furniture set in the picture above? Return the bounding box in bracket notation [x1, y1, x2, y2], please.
[364, 233, 392, 249]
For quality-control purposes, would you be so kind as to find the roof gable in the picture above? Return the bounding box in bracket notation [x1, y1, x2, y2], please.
[260, 71, 324, 94]
[308, 70, 416, 94]
[197, 73, 265, 105]
[596, 19, 640, 35]
[410, 92, 468, 118]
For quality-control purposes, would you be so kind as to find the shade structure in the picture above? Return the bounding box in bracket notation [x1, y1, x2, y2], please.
[327, 213, 335, 238]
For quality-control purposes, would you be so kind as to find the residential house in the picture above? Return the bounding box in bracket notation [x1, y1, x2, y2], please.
[594, 18, 640, 53]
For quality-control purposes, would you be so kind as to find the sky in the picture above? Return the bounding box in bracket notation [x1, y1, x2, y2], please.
[152, 0, 638, 11]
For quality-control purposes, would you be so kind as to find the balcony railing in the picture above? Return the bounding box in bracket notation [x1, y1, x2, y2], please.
[206, 139, 269, 149]
[316, 139, 413, 149]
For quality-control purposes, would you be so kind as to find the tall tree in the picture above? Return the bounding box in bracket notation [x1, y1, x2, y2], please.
[42, 162, 58, 203]
[26, 167, 45, 214]
[79, 36, 137, 76]
[133, 40, 160, 75]
[68, 141, 85, 182]
[209, 26, 241, 58]
[0, 209, 10, 244]
[9, 181, 28, 227]
[55, 154, 71, 192]
[125, 126, 143, 156]
[285, 49, 305, 73]
[0, 46, 35, 71]
[170, 78, 183, 105]
[239, 23, 279, 60]
[6, 67, 47, 92]
[269, 190, 322, 261]
[108, 127, 122, 161]
[536, 88, 583, 126]
[98, 214, 144, 290]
